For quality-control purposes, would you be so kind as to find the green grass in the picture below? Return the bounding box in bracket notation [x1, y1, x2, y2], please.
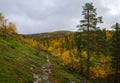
[0, 36, 86, 83]
[0, 36, 47, 83]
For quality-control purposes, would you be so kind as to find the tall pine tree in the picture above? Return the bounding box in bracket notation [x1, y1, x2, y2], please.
[77, 2, 102, 83]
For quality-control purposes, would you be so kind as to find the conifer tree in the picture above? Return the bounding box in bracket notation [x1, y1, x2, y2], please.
[111, 23, 120, 83]
[77, 2, 102, 83]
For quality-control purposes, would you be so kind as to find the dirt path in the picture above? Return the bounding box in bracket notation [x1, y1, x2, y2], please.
[33, 56, 52, 83]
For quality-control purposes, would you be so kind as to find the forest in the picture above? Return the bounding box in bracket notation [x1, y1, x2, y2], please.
[26, 3, 120, 83]
[0, 2, 120, 83]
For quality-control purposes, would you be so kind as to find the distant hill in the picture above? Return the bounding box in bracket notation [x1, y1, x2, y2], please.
[23, 30, 74, 41]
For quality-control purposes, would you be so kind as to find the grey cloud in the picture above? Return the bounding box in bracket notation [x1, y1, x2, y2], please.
[0, 0, 119, 34]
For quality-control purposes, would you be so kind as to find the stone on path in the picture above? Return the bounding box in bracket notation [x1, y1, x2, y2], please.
[33, 56, 52, 83]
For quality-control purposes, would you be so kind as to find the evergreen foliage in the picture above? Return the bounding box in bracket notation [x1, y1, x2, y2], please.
[77, 2, 103, 82]
[111, 23, 120, 83]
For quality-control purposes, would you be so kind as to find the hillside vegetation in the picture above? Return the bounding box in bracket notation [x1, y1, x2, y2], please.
[25, 30, 119, 83]
[0, 36, 46, 82]
[0, 2, 120, 82]
[0, 14, 80, 82]
[0, 35, 82, 83]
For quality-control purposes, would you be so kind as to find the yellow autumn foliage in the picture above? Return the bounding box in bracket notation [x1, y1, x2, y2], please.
[7, 22, 16, 35]
[16, 35, 39, 48]
[90, 64, 112, 79]
[90, 55, 112, 79]
[81, 51, 87, 58]
[53, 48, 62, 57]
[106, 31, 112, 41]
[61, 50, 71, 65]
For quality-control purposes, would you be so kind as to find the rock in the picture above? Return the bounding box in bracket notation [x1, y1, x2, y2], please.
[33, 55, 52, 83]
[71, 81, 76, 83]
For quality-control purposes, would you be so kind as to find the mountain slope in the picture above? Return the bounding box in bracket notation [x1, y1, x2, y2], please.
[0, 36, 82, 83]
[0, 36, 48, 83]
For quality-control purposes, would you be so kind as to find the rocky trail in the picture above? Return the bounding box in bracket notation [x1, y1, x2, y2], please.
[33, 56, 52, 83]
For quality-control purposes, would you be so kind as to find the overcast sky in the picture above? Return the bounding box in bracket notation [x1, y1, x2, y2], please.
[0, 0, 120, 34]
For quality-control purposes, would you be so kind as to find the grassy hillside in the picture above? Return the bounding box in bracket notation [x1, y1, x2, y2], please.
[0, 36, 47, 83]
[0, 36, 82, 83]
